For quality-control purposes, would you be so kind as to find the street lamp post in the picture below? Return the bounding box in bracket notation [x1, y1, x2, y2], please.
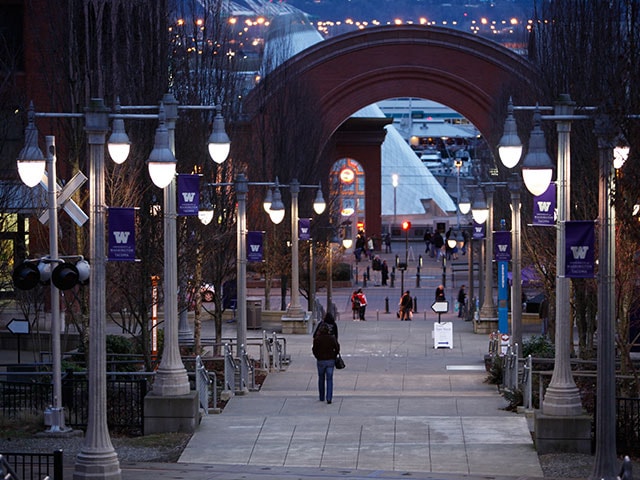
[508, 174, 523, 348]
[592, 117, 628, 480]
[503, 94, 595, 455]
[77, 98, 121, 480]
[392, 173, 398, 233]
[478, 185, 497, 321]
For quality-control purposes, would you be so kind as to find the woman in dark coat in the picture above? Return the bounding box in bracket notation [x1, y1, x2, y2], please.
[312, 323, 340, 404]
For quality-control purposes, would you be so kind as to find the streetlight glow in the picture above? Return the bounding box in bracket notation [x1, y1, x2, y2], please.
[521, 107, 554, 196]
[497, 97, 523, 169]
[207, 106, 231, 164]
[146, 105, 177, 188]
[16, 104, 46, 188]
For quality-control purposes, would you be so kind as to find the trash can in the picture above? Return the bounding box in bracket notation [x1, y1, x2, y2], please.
[247, 298, 262, 329]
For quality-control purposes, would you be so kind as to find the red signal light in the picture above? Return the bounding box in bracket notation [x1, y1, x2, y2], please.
[401, 221, 411, 231]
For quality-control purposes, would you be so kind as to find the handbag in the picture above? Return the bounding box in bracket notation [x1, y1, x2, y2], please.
[335, 354, 345, 369]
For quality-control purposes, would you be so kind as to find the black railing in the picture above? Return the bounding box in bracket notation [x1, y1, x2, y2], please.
[616, 397, 640, 453]
[1, 374, 150, 436]
[0, 449, 63, 480]
[0, 380, 52, 418]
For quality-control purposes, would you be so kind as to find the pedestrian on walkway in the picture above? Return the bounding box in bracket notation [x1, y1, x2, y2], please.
[350, 290, 360, 319]
[372, 254, 382, 285]
[313, 312, 338, 340]
[384, 232, 392, 253]
[457, 285, 467, 318]
[435, 284, 446, 302]
[356, 288, 367, 321]
[399, 290, 413, 321]
[367, 236, 374, 258]
[312, 323, 339, 404]
[381, 260, 389, 286]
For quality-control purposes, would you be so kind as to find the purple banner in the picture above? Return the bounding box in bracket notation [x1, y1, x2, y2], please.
[299, 218, 311, 241]
[247, 231, 263, 263]
[472, 221, 485, 240]
[566, 221, 595, 278]
[108, 207, 136, 261]
[533, 182, 556, 226]
[177, 174, 200, 216]
[494, 231, 511, 261]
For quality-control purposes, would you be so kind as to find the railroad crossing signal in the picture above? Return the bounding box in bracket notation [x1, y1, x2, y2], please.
[38, 170, 88, 226]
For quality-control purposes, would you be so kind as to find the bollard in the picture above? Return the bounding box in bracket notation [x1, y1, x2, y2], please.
[363, 272, 367, 287]
[366, 266, 371, 281]
[355, 265, 359, 285]
[390, 270, 395, 288]
[414, 296, 418, 313]
[385, 297, 390, 313]
[416, 271, 420, 288]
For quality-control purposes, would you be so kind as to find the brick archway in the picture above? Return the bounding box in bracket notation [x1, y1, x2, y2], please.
[242, 25, 539, 236]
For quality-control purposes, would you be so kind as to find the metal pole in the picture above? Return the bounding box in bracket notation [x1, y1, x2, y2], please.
[74, 98, 121, 480]
[542, 95, 582, 416]
[327, 241, 333, 311]
[153, 94, 190, 396]
[286, 179, 304, 317]
[479, 187, 497, 320]
[592, 118, 617, 480]
[45, 136, 68, 433]
[509, 174, 523, 347]
[236, 174, 248, 365]
[309, 241, 315, 311]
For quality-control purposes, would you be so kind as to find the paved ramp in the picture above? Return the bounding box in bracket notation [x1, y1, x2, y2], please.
[179, 317, 543, 477]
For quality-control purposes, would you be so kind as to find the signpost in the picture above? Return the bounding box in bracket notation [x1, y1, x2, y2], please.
[431, 301, 453, 349]
[7, 318, 30, 363]
[431, 300, 448, 323]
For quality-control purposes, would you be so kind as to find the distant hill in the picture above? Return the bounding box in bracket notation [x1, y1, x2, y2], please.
[282, 0, 535, 22]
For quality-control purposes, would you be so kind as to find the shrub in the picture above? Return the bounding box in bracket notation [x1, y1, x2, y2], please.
[522, 335, 555, 358]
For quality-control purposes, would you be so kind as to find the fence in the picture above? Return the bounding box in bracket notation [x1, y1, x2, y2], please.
[489, 340, 640, 455]
[0, 450, 62, 480]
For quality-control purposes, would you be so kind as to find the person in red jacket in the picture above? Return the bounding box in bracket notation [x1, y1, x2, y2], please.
[355, 288, 367, 321]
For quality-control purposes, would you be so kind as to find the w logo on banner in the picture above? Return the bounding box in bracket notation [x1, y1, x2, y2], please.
[534, 183, 556, 226]
[570, 246, 590, 260]
[247, 231, 263, 262]
[113, 231, 130, 244]
[566, 221, 594, 278]
[537, 201, 552, 212]
[472, 221, 485, 239]
[181, 192, 196, 203]
[299, 218, 311, 240]
[493, 231, 511, 261]
[177, 174, 200, 216]
[108, 207, 136, 261]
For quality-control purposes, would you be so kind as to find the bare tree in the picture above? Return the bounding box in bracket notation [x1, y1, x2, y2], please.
[526, 0, 640, 360]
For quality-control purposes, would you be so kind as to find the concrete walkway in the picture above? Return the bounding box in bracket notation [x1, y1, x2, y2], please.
[178, 278, 544, 478]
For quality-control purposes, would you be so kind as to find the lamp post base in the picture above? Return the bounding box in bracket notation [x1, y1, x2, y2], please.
[143, 390, 200, 435]
[533, 410, 591, 454]
[281, 311, 311, 334]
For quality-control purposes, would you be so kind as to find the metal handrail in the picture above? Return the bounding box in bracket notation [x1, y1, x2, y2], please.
[223, 343, 236, 396]
[195, 355, 211, 415]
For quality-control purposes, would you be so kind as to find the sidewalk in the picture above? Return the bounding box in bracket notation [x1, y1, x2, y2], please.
[167, 245, 546, 480]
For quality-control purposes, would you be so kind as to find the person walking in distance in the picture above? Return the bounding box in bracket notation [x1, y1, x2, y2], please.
[399, 290, 413, 321]
[457, 285, 467, 318]
[356, 288, 368, 321]
[381, 260, 389, 286]
[312, 323, 339, 404]
[435, 284, 446, 302]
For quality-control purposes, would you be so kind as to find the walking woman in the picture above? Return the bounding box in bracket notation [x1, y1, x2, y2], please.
[312, 323, 340, 404]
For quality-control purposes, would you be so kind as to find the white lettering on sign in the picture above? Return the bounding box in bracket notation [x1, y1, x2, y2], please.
[537, 201, 552, 212]
[497, 244, 508, 252]
[249, 244, 260, 252]
[182, 192, 196, 202]
[113, 231, 131, 244]
[570, 246, 589, 260]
